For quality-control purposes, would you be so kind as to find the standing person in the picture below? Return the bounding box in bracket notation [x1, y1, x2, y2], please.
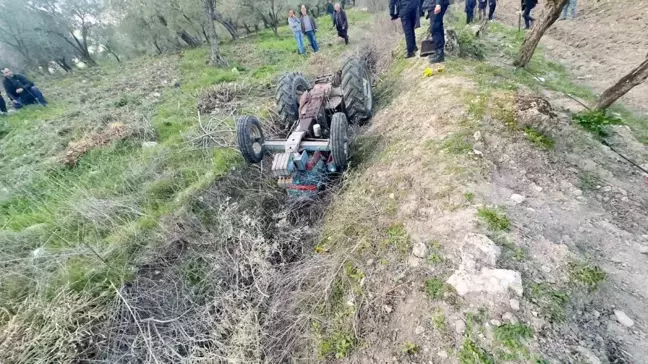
[488, 0, 497, 21]
[561, 0, 577, 19]
[2, 68, 47, 108]
[423, 0, 450, 63]
[478, 0, 487, 20]
[0, 93, 8, 115]
[465, 0, 477, 24]
[300, 5, 319, 53]
[390, 0, 420, 58]
[522, 0, 537, 29]
[327, 0, 335, 26]
[288, 10, 305, 55]
[334, 3, 349, 45]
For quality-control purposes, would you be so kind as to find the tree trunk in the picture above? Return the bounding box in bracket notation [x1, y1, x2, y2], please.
[593, 58, 648, 111]
[513, 0, 568, 68]
[204, 0, 227, 66]
[201, 26, 211, 44]
[56, 58, 73, 72]
[177, 30, 201, 47]
[243, 23, 251, 34]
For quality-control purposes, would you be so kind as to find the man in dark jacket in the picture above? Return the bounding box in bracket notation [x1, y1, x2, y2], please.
[488, 0, 497, 20]
[2, 68, 47, 108]
[327, 0, 335, 26]
[334, 3, 349, 45]
[423, 0, 450, 63]
[465, 0, 477, 24]
[390, 0, 420, 58]
[522, 0, 538, 29]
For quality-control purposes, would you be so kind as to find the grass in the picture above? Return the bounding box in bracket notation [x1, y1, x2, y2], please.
[573, 110, 623, 138]
[385, 223, 410, 253]
[402, 342, 420, 355]
[524, 127, 555, 149]
[460, 337, 495, 364]
[526, 282, 570, 322]
[569, 261, 607, 292]
[441, 132, 474, 154]
[579, 171, 601, 191]
[477, 207, 510, 232]
[425, 278, 445, 299]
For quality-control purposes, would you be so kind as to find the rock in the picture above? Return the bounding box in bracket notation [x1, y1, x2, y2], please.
[614, 310, 634, 327]
[639, 246, 648, 255]
[531, 183, 543, 192]
[490, 319, 502, 326]
[592, 310, 600, 318]
[560, 180, 574, 190]
[573, 189, 583, 197]
[142, 141, 158, 148]
[574, 346, 602, 364]
[455, 320, 466, 334]
[437, 350, 448, 359]
[407, 256, 421, 267]
[502, 312, 519, 324]
[366, 259, 374, 266]
[413, 242, 428, 258]
[510, 299, 520, 311]
[389, 193, 395, 199]
[383, 305, 393, 314]
[394, 272, 406, 282]
[510, 194, 526, 204]
[474, 131, 482, 141]
[151, 92, 161, 98]
[602, 186, 612, 192]
[32, 247, 45, 259]
[541, 266, 551, 273]
[447, 268, 523, 297]
[415, 325, 426, 335]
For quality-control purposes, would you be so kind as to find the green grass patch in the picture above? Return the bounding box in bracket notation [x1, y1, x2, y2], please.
[460, 337, 495, 364]
[524, 127, 555, 149]
[569, 261, 606, 292]
[441, 132, 473, 154]
[495, 323, 533, 350]
[464, 192, 475, 202]
[573, 110, 623, 138]
[526, 282, 569, 322]
[579, 171, 601, 191]
[425, 278, 445, 299]
[402, 342, 420, 355]
[477, 207, 510, 232]
[385, 223, 410, 253]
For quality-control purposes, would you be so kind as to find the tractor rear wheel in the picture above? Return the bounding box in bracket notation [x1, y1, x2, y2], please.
[341, 57, 373, 123]
[330, 112, 349, 170]
[276, 72, 310, 128]
[236, 116, 265, 163]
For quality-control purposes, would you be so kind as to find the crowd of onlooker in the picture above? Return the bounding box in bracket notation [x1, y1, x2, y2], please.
[288, 1, 349, 56]
[0, 67, 47, 115]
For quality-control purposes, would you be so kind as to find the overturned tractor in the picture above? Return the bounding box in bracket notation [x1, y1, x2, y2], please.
[236, 57, 373, 198]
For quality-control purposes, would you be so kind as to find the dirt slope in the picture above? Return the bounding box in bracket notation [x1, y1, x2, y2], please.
[498, 0, 648, 115]
[322, 38, 648, 364]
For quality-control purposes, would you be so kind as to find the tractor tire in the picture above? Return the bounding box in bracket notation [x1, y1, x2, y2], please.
[341, 57, 373, 123]
[236, 116, 265, 163]
[276, 72, 310, 127]
[330, 112, 349, 170]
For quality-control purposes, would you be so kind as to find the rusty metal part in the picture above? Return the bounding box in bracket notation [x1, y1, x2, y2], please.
[298, 84, 331, 132]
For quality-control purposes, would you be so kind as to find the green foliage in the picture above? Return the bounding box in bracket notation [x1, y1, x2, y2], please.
[569, 261, 606, 291]
[460, 337, 495, 364]
[441, 132, 473, 154]
[524, 127, 555, 149]
[579, 172, 601, 191]
[464, 192, 475, 202]
[432, 309, 447, 331]
[573, 110, 623, 138]
[425, 278, 445, 299]
[477, 207, 510, 231]
[402, 342, 420, 355]
[526, 283, 569, 322]
[385, 223, 410, 252]
[319, 330, 355, 359]
[457, 27, 486, 60]
[495, 323, 533, 350]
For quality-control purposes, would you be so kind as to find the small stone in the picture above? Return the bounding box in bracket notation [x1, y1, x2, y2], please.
[602, 186, 612, 192]
[502, 312, 518, 324]
[152, 92, 161, 98]
[394, 272, 406, 282]
[437, 350, 448, 359]
[32, 247, 45, 258]
[541, 265, 551, 273]
[366, 259, 374, 266]
[413, 242, 428, 258]
[510, 194, 526, 204]
[618, 188, 627, 196]
[455, 320, 466, 334]
[532, 184, 543, 192]
[383, 305, 393, 314]
[474, 131, 482, 141]
[639, 246, 648, 255]
[510, 299, 520, 311]
[490, 319, 502, 326]
[592, 310, 600, 318]
[573, 189, 583, 197]
[415, 325, 426, 335]
[614, 310, 634, 327]
[389, 193, 395, 199]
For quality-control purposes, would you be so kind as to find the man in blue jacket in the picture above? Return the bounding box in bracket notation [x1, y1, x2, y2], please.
[2, 68, 47, 108]
[423, 0, 450, 63]
[390, 0, 420, 58]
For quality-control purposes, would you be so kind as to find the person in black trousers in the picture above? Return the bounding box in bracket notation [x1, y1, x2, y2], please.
[390, 0, 420, 58]
[465, 0, 477, 24]
[0, 94, 7, 114]
[522, 0, 538, 29]
[423, 0, 450, 63]
[334, 3, 349, 45]
[488, 0, 497, 21]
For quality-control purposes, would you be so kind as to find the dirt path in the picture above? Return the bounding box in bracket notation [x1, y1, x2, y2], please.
[497, 0, 648, 116]
[321, 37, 648, 363]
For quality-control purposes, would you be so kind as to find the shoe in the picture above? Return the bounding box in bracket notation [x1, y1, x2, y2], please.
[405, 52, 416, 59]
[414, 46, 419, 52]
[428, 51, 445, 63]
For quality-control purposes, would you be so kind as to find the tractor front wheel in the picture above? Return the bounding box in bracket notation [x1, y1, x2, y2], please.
[236, 116, 265, 163]
[330, 112, 349, 170]
[276, 72, 311, 128]
[341, 57, 373, 123]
